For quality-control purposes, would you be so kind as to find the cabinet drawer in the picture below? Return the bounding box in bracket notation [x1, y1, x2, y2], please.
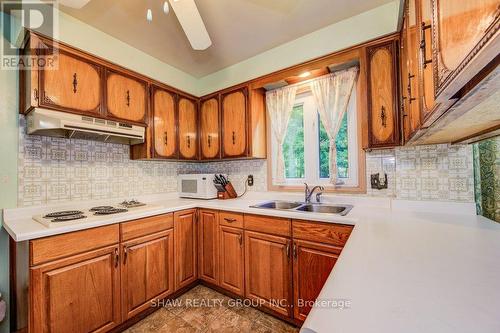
[292, 220, 353, 247]
[219, 211, 244, 228]
[244, 214, 291, 237]
[30, 224, 119, 266]
[120, 213, 173, 241]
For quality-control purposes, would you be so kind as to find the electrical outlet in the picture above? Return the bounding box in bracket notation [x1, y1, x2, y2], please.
[247, 175, 254, 186]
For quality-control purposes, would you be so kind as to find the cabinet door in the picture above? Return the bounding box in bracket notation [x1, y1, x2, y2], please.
[293, 240, 341, 322]
[198, 209, 219, 284]
[121, 230, 174, 320]
[418, 0, 438, 124]
[200, 97, 220, 159]
[178, 97, 198, 160]
[39, 50, 102, 116]
[432, 0, 499, 99]
[30, 246, 121, 333]
[222, 88, 248, 158]
[367, 40, 400, 148]
[153, 87, 178, 158]
[105, 70, 147, 124]
[400, 17, 412, 143]
[174, 209, 198, 290]
[244, 231, 292, 317]
[406, 0, 422, 139]
[219, 226, 245, 296]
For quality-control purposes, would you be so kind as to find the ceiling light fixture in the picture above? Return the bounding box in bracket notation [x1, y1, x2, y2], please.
[163, 1, 169, 14]
[146, 8, 153, 22]
[299, 71, 311, 78]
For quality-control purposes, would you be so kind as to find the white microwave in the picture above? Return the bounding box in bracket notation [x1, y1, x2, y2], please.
[178, 174, 221, 199]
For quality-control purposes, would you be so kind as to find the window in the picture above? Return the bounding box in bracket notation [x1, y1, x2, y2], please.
[272, 89, 358, 187]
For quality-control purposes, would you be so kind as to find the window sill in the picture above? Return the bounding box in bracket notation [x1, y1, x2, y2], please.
[268, 183, 366, 194]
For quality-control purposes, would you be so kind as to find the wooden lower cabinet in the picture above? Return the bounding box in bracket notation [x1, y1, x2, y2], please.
[198, 209, 219, 284]
[30, 245, 121, 333]
[244, 231, 292, 317]
[292, 240, 342, 321]
[174, 209, 198, 290]
[121, 230, 174, 320]
[219, 225, 245, 296]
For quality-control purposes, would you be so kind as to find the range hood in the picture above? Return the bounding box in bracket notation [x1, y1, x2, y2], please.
[26, 108, 145, 145]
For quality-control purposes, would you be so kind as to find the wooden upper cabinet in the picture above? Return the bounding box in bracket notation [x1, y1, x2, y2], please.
[222, 88, 248, 158]
[30, 246, 121, 333]
[121, 230, 174, 320]
[174, 209, 198, 290]
[178, 97, 198, 160]
[293, 240, 341, 322]
[432, 0, 500, 99]
[219, 226, 245, 296]
[105, 70, 148, 124]
[198, 209, 219, 285]
[406, 0, 422, 140]
[152, 87, 178, 158]
[39, 50, 102, 116]
[366, 40, 400, 148]
[200, 97, 220, 160]
[244, 231, 292, 317]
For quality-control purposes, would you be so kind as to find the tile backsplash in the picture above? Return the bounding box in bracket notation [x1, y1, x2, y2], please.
[18, 116, 474, 206]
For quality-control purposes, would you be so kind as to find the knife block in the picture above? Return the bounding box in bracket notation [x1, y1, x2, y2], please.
[217, 182, 238, 199]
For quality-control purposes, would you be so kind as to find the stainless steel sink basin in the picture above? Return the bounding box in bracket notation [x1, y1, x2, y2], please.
[250, 200, 353, 216]
[295, 204, 353, 216]
[251, 200, 303, 210]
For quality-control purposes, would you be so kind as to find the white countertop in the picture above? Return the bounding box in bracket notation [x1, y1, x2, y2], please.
[3, 192, 500, 332]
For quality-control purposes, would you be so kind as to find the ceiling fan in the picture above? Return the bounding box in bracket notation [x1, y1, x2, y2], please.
[58, 0, 212, 50]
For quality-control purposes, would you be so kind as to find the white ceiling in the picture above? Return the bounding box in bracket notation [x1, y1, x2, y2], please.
[60, 0, 394, 77]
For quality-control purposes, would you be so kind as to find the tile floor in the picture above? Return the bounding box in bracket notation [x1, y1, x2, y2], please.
[123, 285, 300, 333]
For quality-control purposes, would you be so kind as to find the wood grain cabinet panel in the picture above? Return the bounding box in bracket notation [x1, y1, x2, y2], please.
[407, 0, 422, 138]
[219, 226, 245, 296]
[293, 240, 342, 321]
[198, 209, 219, 284]
[178, 97, 198, 160]
[222, 88, 248, 157]
[367, 40, 400, 148]
[200, 97, 221, 160]
[244, 231, 292, 317]
[292, 220, 353, 247]
[432, 0, 500, 99]
[174, 209, 198, 290]
[39, 50, 102, 116]
[105, 70, 147, 124]
[30, 246, 121, 333]
[152, 87, 178, 158]
[121, 230, 174, 320]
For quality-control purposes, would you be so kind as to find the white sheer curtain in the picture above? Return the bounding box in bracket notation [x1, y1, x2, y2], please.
[266, 86, 297, 184]
[311, 67, 358, 184]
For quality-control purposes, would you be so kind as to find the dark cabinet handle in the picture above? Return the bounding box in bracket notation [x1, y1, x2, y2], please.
[420, 22, 432, 69]
[123, 247, 128, 264]
[238, 233, 242, 246]
[232, 131, 236, 145]
[187, 135, 191, 149]
[164, 131, 168, 145]
[208, 135, 211, 148]
[293, 243, 297, 260]
[224, 217, 236, 223]
[72, 73, 77, 93]
[407, 73, 416, 104]
[380, 106, 387, 128]
[126, 90, 130, 107]
[286, 241, 290, 260]
[114, 248, 119, 268]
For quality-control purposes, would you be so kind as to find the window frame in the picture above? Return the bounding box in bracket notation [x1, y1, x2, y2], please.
[266, 79, 366, 194]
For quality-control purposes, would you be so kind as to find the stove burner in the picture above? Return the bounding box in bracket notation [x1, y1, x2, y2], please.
[90, 206, 115, 212]
[51, 214, 86, 222]
[44, 210, 84, 218]
[93, 208, 128, 215]
[120, 200, 146, 208]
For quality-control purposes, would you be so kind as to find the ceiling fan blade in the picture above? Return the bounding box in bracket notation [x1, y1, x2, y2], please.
[58, 0, 92, 9]
[169, 0, 212, 50]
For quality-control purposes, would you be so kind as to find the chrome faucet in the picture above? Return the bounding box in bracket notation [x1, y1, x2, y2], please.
[304, 183, 325, 203]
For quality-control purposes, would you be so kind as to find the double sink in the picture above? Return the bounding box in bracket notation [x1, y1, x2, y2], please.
[250, 200, 353, 216]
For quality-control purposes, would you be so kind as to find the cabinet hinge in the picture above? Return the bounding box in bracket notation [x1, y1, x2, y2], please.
[33, 88, 38, 101]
